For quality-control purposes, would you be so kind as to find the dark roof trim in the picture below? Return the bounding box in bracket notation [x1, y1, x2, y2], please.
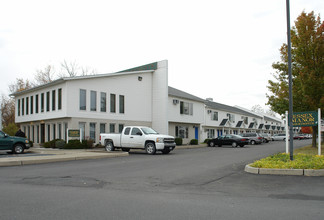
[236, 121, 243, 128]
[10, 70, 154, 97]
[220, 118, 228, 126]
[117, 62, 158, 73]
[168, 87, 205, 103]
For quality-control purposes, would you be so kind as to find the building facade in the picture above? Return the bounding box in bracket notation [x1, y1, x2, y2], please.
[11, 60, 285, 145]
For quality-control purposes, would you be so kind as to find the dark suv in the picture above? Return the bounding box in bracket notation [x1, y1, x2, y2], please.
[0, 130, 31, 154]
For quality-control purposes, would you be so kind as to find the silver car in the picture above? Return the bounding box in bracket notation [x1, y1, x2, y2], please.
[241, 133, 263, 145]
[271, 134, 286, 141]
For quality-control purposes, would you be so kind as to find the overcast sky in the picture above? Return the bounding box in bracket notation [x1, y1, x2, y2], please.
[1, 0, 323, 111]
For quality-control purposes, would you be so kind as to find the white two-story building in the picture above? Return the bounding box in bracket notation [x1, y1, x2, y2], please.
[11, 60, 285, 145]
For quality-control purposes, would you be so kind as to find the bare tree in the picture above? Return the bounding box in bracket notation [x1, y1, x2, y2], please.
[34, 65, 56, 85]
[251, 104, 265, 114]
[8, 78, 34, 94]
[60, 60, 79, 77]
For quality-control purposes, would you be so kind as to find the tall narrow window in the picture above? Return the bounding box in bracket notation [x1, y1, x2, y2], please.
[119, 95, 125, 114]
[100, 92, 106, 112]
[41, 93, 44, 112]
[58, 123, 62, 139]
[46, 91, 50, 112]
[79, 122, 86, 141]
[90, 123, 96, 142]
[52, 90, 56, 111]
[58, 88, 62, 110]
[80, 89, 86, 110]
[110, 94, 116, 113]
[53, 124, 56, 139]
[109, 123, 115, 133]
[47, 124, 51, 142]
[18, 99, 21, 116]
[100, 123, 106, 134]
[30, 96, 34, 114]
[90, 90, 97, 111]
[36, 94, 39, 113]
[22, 98, 24, 115]
[118, 124, 124, 133]
[26, 97, 29, 115]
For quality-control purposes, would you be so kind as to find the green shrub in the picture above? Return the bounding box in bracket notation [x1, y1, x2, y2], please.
[43, 139, 65, 148]
[64, 140, 83, 149]
[204, 139, 211, 143]
[62, 140, 93, 149]
[190, 139, 198, 145]
[55, 140, 66, 148]
[175, 138, 183, 146]
[251, 153, 324, 169]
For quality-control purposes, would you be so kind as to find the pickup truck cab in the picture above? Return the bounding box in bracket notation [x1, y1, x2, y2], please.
[100, 126, 176, 155]
[0, 130, 31, 154]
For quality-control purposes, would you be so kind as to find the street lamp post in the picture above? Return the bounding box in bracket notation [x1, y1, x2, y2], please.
[286, 0, 294, 160]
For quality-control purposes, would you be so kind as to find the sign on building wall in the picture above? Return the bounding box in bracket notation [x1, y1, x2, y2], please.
[292, 111, 318, 127]
[68, 129, 80, 137]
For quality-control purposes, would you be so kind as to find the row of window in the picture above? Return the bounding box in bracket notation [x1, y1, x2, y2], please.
[79, 122, 124, 142]
[17, 88, 62, 116]
[79, 89, 125, 114]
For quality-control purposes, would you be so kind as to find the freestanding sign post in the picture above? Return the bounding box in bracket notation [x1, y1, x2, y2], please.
[318, 108, 321, 156]
[67, 129, 82, 144]
[285, 111, 289, 154]
[291, 109, 321, 156]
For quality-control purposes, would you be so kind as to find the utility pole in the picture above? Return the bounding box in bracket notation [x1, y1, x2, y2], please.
[286, 0, 294, 160]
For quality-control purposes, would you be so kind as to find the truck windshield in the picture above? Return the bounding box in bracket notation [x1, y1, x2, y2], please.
[141, 127, 158, 135]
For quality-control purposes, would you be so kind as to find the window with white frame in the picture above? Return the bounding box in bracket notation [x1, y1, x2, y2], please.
[227, 113, 235, 123]
[175, 126, 188, 138]
[180, 101, 193, 115]
[80, 89, 86, 110]
[207, 129, 215, 138]
[90, 90, 97, 111]
[241, 116, 248, 124]
[212, 111, 218, 121]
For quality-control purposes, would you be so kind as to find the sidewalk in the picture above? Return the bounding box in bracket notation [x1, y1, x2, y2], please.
[0, 147, 128, 167]
[0, 144, 206, 167]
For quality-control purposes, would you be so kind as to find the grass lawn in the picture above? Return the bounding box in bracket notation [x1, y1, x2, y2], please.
[251, 143, 324, 169]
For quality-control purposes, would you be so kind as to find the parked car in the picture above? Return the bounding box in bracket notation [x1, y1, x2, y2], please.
[260, 133, 271, 143]
[100, 126, 176, 155]
[293, 134, 306, 140]
[0, 130, 31, 154]
[240, 133, 263, 145]
[271, 133, 286, 141]
[207, 134, 249, 148]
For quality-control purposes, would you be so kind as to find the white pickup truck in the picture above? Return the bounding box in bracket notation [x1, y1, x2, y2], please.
[99, 126, 176, 155]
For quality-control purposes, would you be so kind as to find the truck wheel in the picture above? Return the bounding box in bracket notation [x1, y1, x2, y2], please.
[13, 144, 24, 154]
[145, 142, 156, 155]
[208, 141, 215, 147]
[161, 149, 171, 154]
[105, 142, 115, 152]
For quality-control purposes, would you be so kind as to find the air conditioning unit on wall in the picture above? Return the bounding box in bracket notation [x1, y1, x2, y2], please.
[173, 99, 179, 105]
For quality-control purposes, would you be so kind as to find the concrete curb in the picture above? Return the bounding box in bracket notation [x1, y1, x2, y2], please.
[0, 152, 129, 167]
[245, 164, 324, 176]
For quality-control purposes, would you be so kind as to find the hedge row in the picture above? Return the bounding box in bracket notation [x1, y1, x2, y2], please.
[43, 139, 95, 149]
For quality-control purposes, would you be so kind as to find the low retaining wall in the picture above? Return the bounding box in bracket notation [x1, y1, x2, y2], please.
[245, 164, 324, 176]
